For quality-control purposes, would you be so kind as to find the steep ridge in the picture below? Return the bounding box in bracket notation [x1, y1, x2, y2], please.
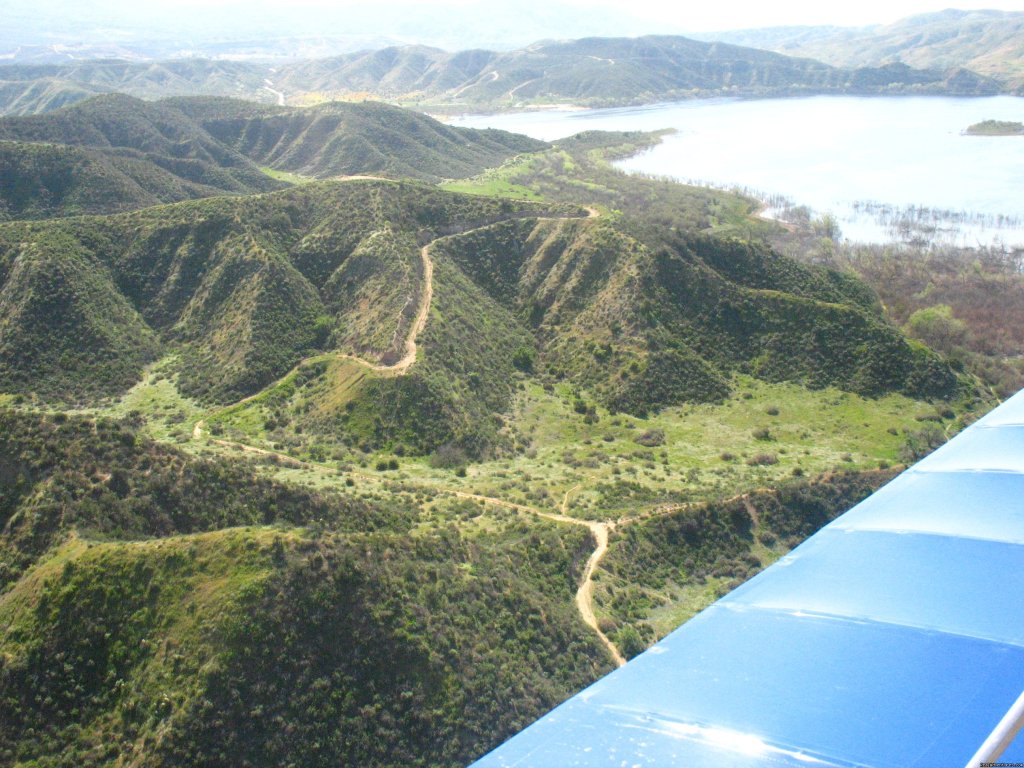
[0, 181, 576, 411]
[431, 215, 956, 417]
[0, 178, 957, 447]
[0, 140, 270, 220]
[0, 94, 285, 217]
[0, 59, 270, 115]
[0, 93, 278, 191]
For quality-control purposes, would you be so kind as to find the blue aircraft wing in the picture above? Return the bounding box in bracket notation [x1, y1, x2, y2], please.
[472, 390, 1024, 767]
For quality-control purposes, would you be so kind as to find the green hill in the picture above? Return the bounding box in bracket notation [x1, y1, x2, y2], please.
[0, 76, 107, 116]
[0, 410, 608, 767]
[0, 182, 572, 410]
[0, 96, 546, 218]
[0, 59, 272, 115]
[0, 93, 986, 768]
[0, 94, 285, 216]
[0, 178, 957, 453]
[214, 35, 1007, 105]
[0, 140, 278, 220]
[183, 98, 547, 181]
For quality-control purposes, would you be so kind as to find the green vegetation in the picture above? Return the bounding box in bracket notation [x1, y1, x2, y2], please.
[595, 470, 896, 652]
[0, 95, 547, 219]
[0, 94, 1000, 768]
[965, 119, 1024, 136]
[0, 411, 609, 767]
[260, 166, 313, 184]
[0, 180, 573, 410]
[786, 239, 1024, 397]
[0, 94, 285, 208]
[193, 98, 547, 182]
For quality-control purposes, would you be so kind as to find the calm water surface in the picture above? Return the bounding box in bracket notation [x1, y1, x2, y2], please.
[451, 96, 1024, 246]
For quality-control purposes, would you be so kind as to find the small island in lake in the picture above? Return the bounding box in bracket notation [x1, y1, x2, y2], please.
[964, 120, 1024, 136]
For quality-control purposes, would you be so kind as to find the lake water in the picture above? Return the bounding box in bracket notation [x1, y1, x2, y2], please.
[450, 96, 1024, 247]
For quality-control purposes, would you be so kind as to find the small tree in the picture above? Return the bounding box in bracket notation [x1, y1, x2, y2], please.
[511, 345, 535, 373]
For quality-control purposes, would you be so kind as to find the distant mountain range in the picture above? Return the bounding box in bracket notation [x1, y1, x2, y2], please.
[695, 9, 1024, 91]
[0, 33, 1005, 117]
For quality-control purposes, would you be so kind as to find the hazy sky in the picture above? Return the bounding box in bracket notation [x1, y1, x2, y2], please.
[140, 0, 1024, 31]
[604, 0, 1024, 30]
[6, 0, 1024, 54]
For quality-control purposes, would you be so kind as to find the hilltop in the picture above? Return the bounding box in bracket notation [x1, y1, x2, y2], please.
[175, 97, 545, 181]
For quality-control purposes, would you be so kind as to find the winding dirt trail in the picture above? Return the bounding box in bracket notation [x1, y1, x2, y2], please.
[561, 486, 626, 667]
[190, 200, 623, 661]
[194, 434, 629, 666]
[374, 242, 432, 375]
[454, 486, 624, 666]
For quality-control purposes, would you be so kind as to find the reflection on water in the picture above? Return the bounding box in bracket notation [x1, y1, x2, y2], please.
[450, 96, 1024, 247]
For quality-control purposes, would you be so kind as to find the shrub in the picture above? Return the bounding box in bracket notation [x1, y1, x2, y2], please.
[511, 346, 535, 373]
[429, 443, 467, 470]
[746, 453, 778, 466]
[634, 429, 666, 447]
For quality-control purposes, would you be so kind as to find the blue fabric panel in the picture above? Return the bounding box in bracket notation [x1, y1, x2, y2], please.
[912, 423, 1024, 473]
[1003, 736, 1024, 761]
[724, 528, 1024, 647]
[475, 606, 1024, 767]
[832, 470, 1024, 544]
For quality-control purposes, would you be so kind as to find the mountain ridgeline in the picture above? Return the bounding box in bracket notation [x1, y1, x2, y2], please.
[697, 9, 1024, 92]
[0, 178, 957, 457]
[0, 33, 1007, 118]
[0, 95, 546, 219]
